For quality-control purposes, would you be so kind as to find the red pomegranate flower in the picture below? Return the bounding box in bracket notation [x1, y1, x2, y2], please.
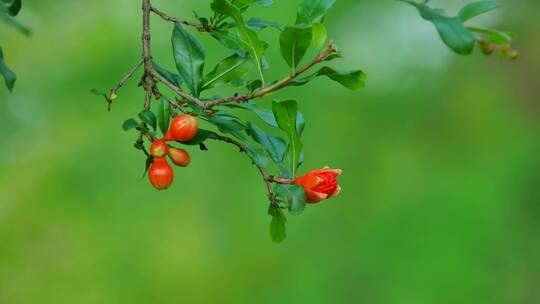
[294, 167, 342, 203]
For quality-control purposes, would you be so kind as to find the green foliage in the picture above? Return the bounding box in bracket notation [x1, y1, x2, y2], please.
[156, 98, 171, 136]
[248, 122, 287, 164]
[296, 0, 336, 25]
[203, 54, 252, 90]
[211, 0, 268, 84]
[153, 62, 184, 88]
[414, 4, 476, 55]
[289, 66, 366, 90]
[172, 23, 206, 97]
[458, 1, 498, 22]
[311, 22, 328, 50]
[280, 26, 313, 70]
[0, 47, 16, 91]
[138, 110, 157, 131]
[275, 184, 307, 215]
[272, 100, 303, 177]
[268, 205, 287, 243]
[408, 1, 516, 58]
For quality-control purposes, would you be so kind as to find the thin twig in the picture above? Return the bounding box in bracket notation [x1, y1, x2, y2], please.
[150, 6, 208, 32]
[111, 59, 143, 96]
[204, 41, 337, 109]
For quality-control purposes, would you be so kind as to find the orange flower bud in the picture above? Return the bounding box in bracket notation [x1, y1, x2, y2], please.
[294, 166, 342, 203]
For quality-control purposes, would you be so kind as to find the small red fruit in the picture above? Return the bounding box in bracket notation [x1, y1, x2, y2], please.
[168, 147, 191, 167]
[166, 114, 198, 142]
[150, 140, 169, 158]
[148, 158, 174, 190]
[294, 167, 342, 203]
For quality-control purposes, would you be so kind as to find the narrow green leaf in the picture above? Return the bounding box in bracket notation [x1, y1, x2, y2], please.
[203, 54, 252, 90]
[289, 66, 366, 90]
[248, 122, 287, 164]
[211, 0, 268, 84]
[468, 27, 513, 44]
[0, 47, 16, 91]
[311, 22, 327, 50]
[246, 18, 284, 31]
[268, 205, 287, 243]
[0, 13, 31, 36]
[157, 98, 171, 135]
[458, 1, 498, 22]
[272, 100, 303, 177]
[138, 110, 157, 131]
[415, 4, 476, 55]
[122, 118, 139, 131]
[172, 23, 205, 97]
[296, 0, 337, 25]
[279, 25, 313, 70]
[232, 0, 273, 9]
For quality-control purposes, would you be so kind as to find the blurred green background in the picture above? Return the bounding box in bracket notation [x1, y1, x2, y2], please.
[1, 0, 540, 303]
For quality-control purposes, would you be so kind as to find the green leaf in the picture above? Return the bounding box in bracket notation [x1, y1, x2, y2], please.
[1, 0, 21, 16]
[138, 110, 157, 131]
[207, 112, 248, 139]
[232, 0, 273, 9]
[468, 27, 513, 44]
[0, 13, 31, 36]
[275, 184, 307, 216]
[414, 4, 475, 55]
[279, 25, 313, 70]
[311, 22, 327, 50]
[458, 1, 498, 22]
[122, 118, 139, 131]
[211, 0, 268, 85]
[182, 129, 220, 145]
[90, 89, 108, 98]
[211, 31, 247, 57]
[248, 122, 287, 164]
[0, 47, 16, 91]
[272, 100, 303, 177]
[203, 54, 252, 90]
[268, 205, 287, 243]
[246, 18, 284, 31]
[289, 66, 366, 90]
[157, 98, 171, 135]
[172, 23, 205, 97]
[243, 140, 270, 168]
[246, 79, 263, 93]
[224, 103, 305, 135]
[296, 0, 336, 25]
[153, 62, 184, 88]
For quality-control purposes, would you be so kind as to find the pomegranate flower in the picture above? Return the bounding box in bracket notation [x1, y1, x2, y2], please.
[294, 167, 342, 203]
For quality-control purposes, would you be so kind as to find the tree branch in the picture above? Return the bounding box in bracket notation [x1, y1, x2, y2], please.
[204, 41, 338, 110]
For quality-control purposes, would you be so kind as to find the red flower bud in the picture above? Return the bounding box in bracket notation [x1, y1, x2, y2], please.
[294, 167, 342, 203]
[148, 158, 174, 190]
[168, 147, 191, 167]
[150, 140, 169, 158]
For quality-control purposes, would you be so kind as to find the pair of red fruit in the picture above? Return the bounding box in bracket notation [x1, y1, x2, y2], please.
[148, 114, 198, 190]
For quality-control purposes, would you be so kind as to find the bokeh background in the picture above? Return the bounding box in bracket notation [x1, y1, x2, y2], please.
[1, 0, 540, 303]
